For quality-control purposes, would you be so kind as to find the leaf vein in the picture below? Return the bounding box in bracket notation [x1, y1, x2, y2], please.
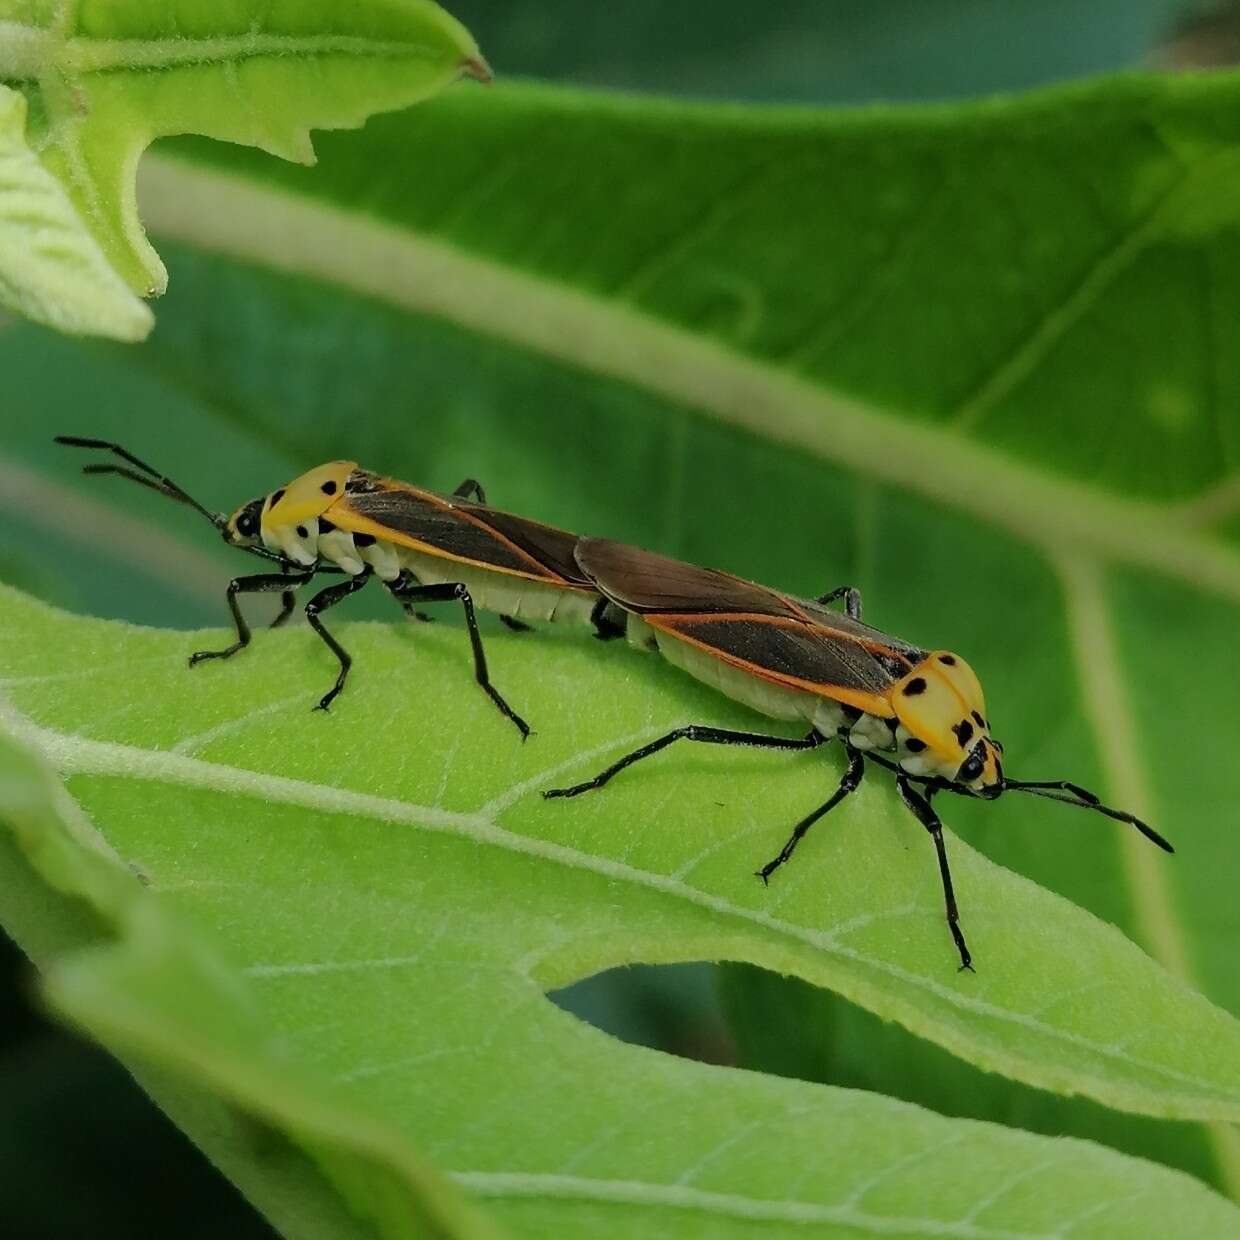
[4, 697, 1236, 1113]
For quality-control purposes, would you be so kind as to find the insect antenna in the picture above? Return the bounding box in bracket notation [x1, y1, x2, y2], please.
[1003, 779, 1174, 853]
[55, 436, 224, 530]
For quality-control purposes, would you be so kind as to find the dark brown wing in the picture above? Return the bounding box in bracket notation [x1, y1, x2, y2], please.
[574, 537, 803, 618]
[576, 537, 925, 705]
[462, 504, 588, 584]
[653, 616, 907, 700]
[334, 481, 591, 586]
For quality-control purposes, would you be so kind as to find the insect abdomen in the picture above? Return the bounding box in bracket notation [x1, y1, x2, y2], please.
[628, 617, 847, 734]
[395, 547, 598, 625]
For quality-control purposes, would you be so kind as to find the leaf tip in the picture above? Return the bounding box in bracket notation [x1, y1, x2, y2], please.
[460, 54, 494, 85]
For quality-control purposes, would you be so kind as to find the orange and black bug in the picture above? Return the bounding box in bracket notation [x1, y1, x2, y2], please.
[545, 538, 1172, 970]
[56, 438, 624, 730]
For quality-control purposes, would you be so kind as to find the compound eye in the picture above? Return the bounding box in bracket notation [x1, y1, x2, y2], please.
[959, 752, 984, 783]
[236, 508, 258, 538]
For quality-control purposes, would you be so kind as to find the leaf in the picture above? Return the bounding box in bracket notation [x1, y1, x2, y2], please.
[117, 72, 1240, 1187]
[0, 83, 151, 339]
[4, 64, 1240, 1212]
[0, 0, 484, 305]
[0, 714, 499, 1240]
[2, 585, 1240, 1239]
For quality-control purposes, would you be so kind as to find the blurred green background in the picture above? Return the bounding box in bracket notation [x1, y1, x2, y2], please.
[2, 1, 1235, 1234]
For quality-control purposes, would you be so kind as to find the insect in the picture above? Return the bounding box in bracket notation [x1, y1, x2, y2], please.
[57, 437, 625, 730]
[545, 538, 1173, 970]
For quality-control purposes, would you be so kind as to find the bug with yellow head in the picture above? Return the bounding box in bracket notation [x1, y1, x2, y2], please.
[57, 437, 622, 731]
[57, 438, 1170, 970]
[546, 538, 1172, 971]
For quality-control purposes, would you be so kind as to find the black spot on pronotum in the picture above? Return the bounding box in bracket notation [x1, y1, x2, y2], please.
[354, 533, 376, 548]
[269, 488, 285, 508]
[972, 710, 986, 728]
[296, 525, 309, 539]
[319, 518, 336, 533]
[321, 480, 338, 495]
[902, 677, 927, 697]
[939, 654, 956, 666]
[905, 737, 927, 753]
[952, 719, 974, 746]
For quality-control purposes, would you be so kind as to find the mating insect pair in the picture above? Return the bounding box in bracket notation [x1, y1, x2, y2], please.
[59, 438, 1173, 970]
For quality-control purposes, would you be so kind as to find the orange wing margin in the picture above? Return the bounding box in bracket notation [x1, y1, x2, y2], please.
[642, 613, 898, 718]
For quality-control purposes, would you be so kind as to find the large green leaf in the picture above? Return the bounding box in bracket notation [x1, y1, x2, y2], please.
[129, 72, 1240, 1189]
[2, 587, 1240, 1239]
[0, 0, 482, 332]
[0, 721, 497, 1240]
[4, 64, 1240, 1221]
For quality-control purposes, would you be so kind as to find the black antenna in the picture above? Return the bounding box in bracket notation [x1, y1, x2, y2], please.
[55, 436, 224, 530]
[1004, 778, 1174, 853]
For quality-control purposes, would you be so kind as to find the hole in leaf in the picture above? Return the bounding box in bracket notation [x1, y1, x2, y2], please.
[548, 962, 737, 1067]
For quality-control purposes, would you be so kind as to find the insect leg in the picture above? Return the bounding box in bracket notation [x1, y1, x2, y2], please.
[384, 572, 435, 623]
[815, 585, 862, 620]
[270, 592, 297, 628]
[590, 596, 627, 641]
[545, 727, 823, 798]
[304, 567, 373, 711]
[189, 571, 314, 667]
[451, 478, 486, 502]
[388, 578, 530, 739]
[896, 773, 973, 971]
[270, 568, 298, 629]
[757, 746, 865, 884]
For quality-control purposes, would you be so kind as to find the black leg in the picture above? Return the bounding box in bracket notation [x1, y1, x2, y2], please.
[385, 572, 434, 623]
[545, 727, 823, 798]
[896, 774, 973, 971]
[499, 614, 532, 633]
[270, 589, 297, 629]
[757, 746, 865, 883]
[590, 596, 626, 641]
[305, 567, 373, 711]
[189, 571, 314, 667]
[816, 585, 862, 620]
[452, 478, 486, 502]
[388, 577, 530, 739]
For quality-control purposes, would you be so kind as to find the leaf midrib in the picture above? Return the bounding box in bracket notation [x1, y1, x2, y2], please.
[0, 25, 445, 80]
[1, 693, 1233, 1115]
[138, 155, 1240, 607]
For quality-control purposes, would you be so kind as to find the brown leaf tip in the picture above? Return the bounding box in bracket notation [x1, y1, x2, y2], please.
[460, 54, 493, 85]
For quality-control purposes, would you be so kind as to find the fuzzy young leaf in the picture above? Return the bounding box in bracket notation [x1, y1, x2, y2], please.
[0, 0, 483, 310]
[2, 586, 1240, 1238]
[0, 83, 150, 338]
